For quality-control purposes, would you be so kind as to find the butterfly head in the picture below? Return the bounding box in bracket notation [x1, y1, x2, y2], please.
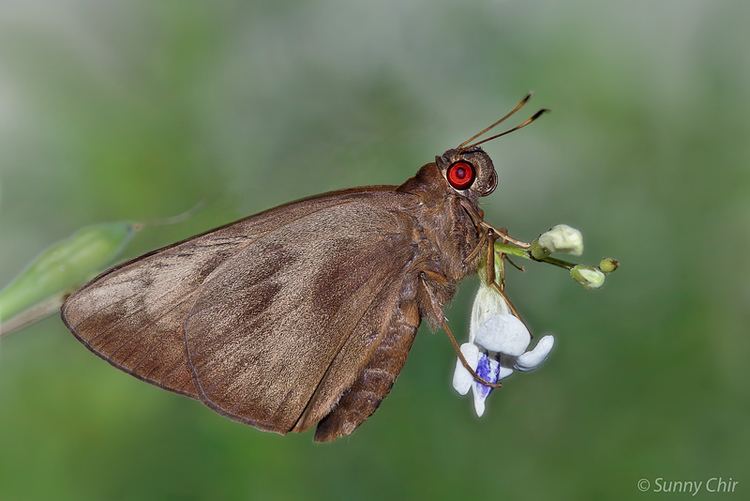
[434, 93, 548, 200]
[435, 147, 498, 198]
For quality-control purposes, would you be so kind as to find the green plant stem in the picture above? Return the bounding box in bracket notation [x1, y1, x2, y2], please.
[494, 241, 576, 270]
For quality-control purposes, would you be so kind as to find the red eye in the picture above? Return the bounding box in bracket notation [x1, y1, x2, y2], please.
[447, 161, 476, 190]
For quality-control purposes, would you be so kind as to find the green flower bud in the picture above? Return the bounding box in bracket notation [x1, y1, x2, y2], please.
[599, 257, 619, 273]
[570, 265, 606, 289]
[529, 240, 551, 260]
[0, 222, 136, 327]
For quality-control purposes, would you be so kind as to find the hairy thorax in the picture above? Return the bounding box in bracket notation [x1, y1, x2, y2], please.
[413, 194, 481, 281]
[397, 164, 483, 324]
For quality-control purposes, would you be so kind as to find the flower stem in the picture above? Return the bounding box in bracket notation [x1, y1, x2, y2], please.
[493, 241, 528, 259]
[494, 241, 576, 270]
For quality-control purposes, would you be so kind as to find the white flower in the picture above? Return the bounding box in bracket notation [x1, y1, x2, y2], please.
[474, 314, 530, 356]
[538, 224, 584, 256]
[452, 283, 555, 417]
[469, 283, 529, 354]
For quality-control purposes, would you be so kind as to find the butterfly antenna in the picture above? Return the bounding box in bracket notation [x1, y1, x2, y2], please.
[465, 108, 549, 148]
[457, 92, 533, 149]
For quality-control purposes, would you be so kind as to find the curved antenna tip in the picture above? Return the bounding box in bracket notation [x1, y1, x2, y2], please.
[456, 92, 535, 149]
[465, 107, 550, 148]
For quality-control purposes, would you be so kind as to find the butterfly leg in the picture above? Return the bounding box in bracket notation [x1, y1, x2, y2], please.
[480, 222, 530, 248]
[484, 232, 532, 335]
[459, 196, 530, 250]
[419, 271, 502, 389]
[463, 228, 488, 264]
[484, 228, 504, 289]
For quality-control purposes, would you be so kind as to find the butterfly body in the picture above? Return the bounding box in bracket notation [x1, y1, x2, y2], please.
[62, 147, 497, 441]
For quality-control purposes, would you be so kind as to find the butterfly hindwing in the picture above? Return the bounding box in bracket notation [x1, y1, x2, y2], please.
[312, 299, 420, 441]
[184, 193, 420, 433]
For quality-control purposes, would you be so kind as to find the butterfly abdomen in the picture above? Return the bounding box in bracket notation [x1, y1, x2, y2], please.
[314, 300, 420, 442]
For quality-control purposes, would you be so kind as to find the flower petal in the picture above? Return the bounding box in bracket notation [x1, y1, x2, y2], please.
[514, 335, 555, 372]
[452, 343, 480, 395]
[474, 313, 531, 356]
[499, 366, 514, 379]
[469, 283, 510, 344]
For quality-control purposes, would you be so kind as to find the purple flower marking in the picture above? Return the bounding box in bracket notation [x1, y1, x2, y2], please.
[474, 352, 500, 398]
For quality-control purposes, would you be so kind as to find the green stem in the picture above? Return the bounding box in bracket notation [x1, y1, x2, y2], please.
[493, 241, 576, 270]
[493, 241, 528, 259]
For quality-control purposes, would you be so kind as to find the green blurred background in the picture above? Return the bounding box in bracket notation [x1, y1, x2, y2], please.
[1, 0, 748, 499]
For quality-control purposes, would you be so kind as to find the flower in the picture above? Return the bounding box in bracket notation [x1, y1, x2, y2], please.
[535, 224, 584, 257]
[570, 265, 606, 289]
[452, 283, 555, 416]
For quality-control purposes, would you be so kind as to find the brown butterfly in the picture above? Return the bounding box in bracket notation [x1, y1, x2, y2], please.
[61, 94, 547, 442]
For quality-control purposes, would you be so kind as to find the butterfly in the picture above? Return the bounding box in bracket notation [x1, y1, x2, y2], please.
[61, 94, 547, 442]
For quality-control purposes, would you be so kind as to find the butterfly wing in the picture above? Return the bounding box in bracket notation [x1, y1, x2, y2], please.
[184, 192, 421, 433]
[61, 187, 397, 398]
[62, 187, 424, 438]
[310, 297, 421, 441]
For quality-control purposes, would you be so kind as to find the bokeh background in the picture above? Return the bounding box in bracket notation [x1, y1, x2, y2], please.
[1, 0, 748, 499]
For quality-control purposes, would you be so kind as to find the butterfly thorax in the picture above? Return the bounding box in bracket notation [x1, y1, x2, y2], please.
[397, 163, 483, 321]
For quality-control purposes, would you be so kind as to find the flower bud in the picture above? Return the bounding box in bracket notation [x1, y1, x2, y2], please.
[537, 224, 583, 256]
[599, 257, 619, 273]
[570, 265, 605, 289]
[529, 240, 550, 260]
[0, 222, 136, 323]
